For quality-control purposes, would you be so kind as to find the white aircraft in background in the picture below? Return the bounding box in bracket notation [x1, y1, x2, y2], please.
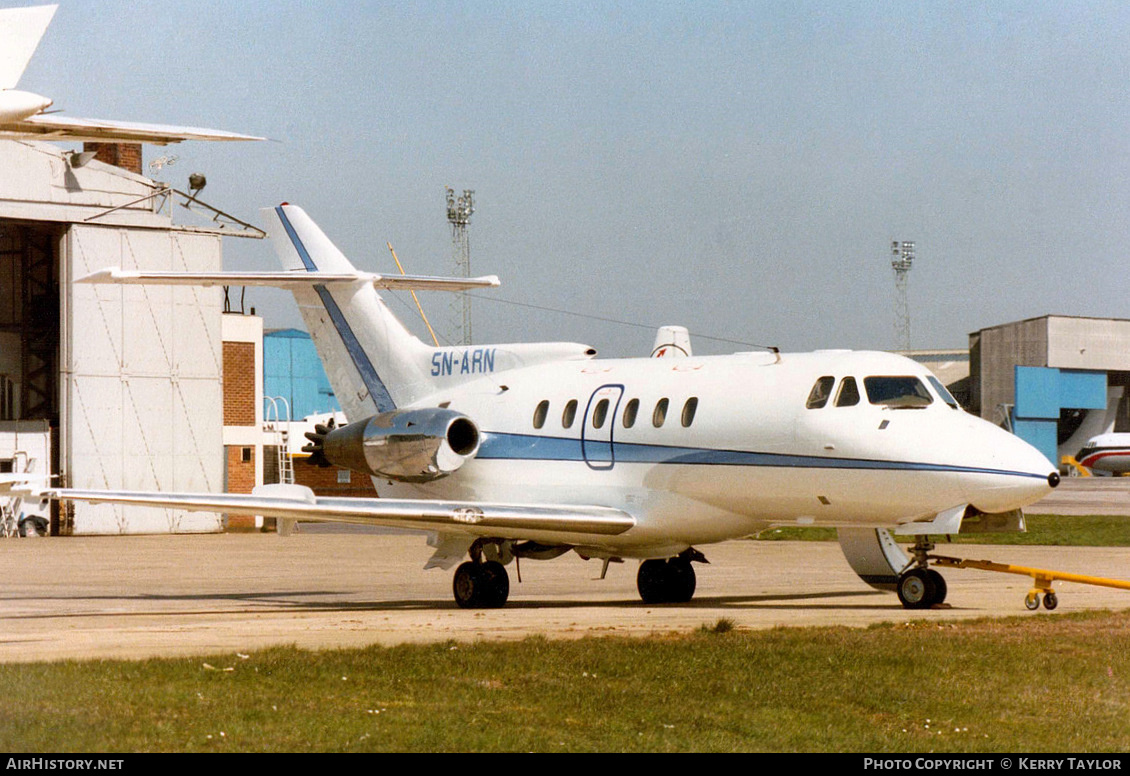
[1076, 433, 1130, 475]
[0, 4, 260, 145]
[51, 205, 1061, 610]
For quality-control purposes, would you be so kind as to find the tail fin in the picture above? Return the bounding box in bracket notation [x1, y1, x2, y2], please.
[74, 203, 508, 421]
[263, 204, 440, 420]
[0, 5, 57, 90]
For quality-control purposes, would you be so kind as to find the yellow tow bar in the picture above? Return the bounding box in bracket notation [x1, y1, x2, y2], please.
[931, 555, 1130, 611]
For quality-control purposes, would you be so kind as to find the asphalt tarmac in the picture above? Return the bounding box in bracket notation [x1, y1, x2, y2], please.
[2, 476, 1129, 663]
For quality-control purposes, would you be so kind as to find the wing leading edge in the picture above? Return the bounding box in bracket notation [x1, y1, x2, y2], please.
[48, 485, 635, 542]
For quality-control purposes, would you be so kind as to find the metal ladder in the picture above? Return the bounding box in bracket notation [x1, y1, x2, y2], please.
[264, 397, 294, 485]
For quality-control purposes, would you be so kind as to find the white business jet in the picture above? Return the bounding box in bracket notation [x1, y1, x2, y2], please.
[0, 5, 260, 144]
[55, 205, 1060, 610]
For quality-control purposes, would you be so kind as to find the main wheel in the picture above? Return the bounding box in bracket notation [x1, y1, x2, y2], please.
[667, 558, 697, 603]
[453, 562, 485, 609]
[637, 559, 669, 604]
[480, 561, 510, 608]
[897, 568, 937, 609]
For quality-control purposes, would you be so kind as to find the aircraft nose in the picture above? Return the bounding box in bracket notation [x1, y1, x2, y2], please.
[966, 421, 1059, 513]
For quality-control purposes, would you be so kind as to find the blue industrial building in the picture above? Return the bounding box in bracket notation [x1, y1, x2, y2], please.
[263, 329, 340, 421]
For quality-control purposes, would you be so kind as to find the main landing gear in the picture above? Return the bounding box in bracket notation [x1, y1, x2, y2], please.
[452, 538, 511, 609]
[896, 537, 949, 609]
[637, 549, 707, 604]
[453, 560, 509, 609]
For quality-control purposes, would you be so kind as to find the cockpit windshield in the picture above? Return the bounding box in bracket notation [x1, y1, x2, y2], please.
[927, 375, 961, 409]
[863, 376, 933, 409]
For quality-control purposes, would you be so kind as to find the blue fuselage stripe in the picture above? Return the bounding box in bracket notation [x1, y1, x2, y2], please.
[275, 206, 396, 413]
[476, 431, 1048, 479]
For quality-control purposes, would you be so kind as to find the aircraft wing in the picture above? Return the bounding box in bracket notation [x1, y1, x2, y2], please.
[48, 485, 635, 542]
[0, 114, 264, 145]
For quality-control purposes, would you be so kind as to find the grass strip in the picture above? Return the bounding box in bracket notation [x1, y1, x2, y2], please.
[2, 612, 1128, 752]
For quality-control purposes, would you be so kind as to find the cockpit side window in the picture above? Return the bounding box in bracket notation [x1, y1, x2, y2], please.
[806, 376, 835, 409]
[835, 377, 860, 407]
[927, 376, 961, 409]
[864, 376, 933, 408]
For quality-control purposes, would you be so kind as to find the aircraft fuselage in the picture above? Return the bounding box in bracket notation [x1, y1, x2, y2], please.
[379, 348, 1055, 558]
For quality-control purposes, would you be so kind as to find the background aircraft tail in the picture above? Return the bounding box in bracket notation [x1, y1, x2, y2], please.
[0, 5, 57, 90]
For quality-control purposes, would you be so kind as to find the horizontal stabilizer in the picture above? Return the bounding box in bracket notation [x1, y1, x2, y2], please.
[77, 267, 501, 291]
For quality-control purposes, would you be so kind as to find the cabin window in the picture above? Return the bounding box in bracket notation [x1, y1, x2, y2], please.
[533, 400, 549, 429]
[806, 376, 835, 409]
[562, 399, 578, 428]
[835, 377, 860, 407]
[682, 397, 699, 427]
[864, 376, 933, 408]
[927, 376, 960, 409]
[653, 398, 669, 427]
[623, 398, 639, 428]
[592, 398, 609, 429]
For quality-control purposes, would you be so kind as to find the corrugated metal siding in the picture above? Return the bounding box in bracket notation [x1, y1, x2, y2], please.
[1047, 317, 1130, 371]
[65, 225, 223, 534]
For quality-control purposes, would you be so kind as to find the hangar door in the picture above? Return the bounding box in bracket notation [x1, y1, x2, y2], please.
[63, 224, 224, 534]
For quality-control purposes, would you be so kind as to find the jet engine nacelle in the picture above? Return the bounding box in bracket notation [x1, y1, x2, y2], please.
[316, 408, 480, 483]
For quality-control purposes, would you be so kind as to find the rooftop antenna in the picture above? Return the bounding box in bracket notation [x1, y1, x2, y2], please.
[446, 187, 474, 346]
[891, 240, 915, 352]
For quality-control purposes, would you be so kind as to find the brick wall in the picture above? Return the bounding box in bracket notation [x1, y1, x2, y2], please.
[82, 142, 143, 174]
[293, 458, 376, 498]
[225, 445, 256, 529]
[223, 341, 256, 426]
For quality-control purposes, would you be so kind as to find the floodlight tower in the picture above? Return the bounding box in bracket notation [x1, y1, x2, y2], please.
[891, 240, 915, 352]
[446, 187, 475, 346]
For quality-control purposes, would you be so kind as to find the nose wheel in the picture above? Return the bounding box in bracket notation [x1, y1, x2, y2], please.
[896, 567, 948, 609]
[896, 537, 949, 609]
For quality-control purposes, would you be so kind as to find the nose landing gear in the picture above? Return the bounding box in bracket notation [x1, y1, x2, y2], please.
[896, 537, 949, 609]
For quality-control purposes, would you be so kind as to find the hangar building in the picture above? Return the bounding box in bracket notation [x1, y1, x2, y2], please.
[0, 140, 262, 534]
[969, 315, 1130, 468]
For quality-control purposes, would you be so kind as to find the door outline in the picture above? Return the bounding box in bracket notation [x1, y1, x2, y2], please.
[581, 384, 624, 470]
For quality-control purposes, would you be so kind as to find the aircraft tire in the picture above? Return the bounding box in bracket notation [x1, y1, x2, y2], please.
[667, 558, 696, 603]
[453, 562, 484, 609]
[637, 559, 670, 604]
[480, 561, 510, 608]
[896, 568, 937, 609]
[926, 569, 947, 605]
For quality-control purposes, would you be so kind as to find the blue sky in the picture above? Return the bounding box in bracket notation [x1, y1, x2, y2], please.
[19, 1, 1130, 356]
